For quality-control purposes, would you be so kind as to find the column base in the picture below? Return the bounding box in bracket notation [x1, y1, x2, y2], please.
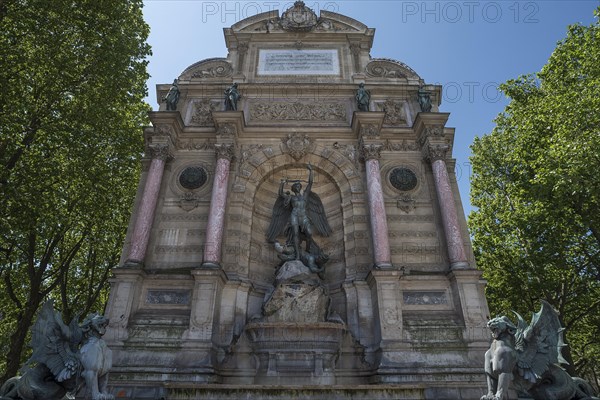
[450, 261, 470, 270]
[374, 262, 393, 270]
[123, 259, 144, 268]
[201, 261, 221, 269]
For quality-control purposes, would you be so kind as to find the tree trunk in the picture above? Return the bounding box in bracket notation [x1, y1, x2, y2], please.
[0, 296, 41, 385]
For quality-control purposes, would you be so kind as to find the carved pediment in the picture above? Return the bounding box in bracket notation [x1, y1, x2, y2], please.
[179, 58, 233, 80]
[231, 6, 367, 33]
[365, 58, 421, 81]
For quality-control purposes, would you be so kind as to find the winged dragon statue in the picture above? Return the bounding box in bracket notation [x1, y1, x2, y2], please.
[266, 163, 332, 273]
[482, 301, 599, 400]
[0, 300, 113, 400]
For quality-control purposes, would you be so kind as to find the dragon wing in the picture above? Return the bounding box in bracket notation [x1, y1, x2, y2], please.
[266, 195, 291, 242]
[306, 191, 332, 237]
[515, 300, 567, 383]
[27, 300, 81, 382]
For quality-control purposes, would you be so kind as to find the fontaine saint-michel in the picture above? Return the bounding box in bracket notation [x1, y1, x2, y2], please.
[102, 2, 491, 399]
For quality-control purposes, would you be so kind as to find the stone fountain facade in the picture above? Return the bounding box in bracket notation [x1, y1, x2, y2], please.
[104, 3, 490, 399]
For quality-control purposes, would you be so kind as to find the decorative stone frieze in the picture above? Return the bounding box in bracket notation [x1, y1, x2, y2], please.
[384, 139, 419, 152]
[249, 102, 346, 122]
[175, 138, 214, 151]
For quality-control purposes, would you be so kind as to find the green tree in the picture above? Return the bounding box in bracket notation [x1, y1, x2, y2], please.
[470, 9, 600, 389]
[0, 0, 150, 383]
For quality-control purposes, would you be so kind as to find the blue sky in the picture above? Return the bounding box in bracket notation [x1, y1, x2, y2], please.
[142, 0, 599, 217]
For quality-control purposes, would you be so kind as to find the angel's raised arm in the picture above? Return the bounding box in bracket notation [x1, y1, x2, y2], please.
[305, 163, 313, 197]
[278, 178, 287, 197]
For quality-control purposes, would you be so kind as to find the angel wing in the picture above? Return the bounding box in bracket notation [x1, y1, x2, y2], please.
[307, 191, 332, 237]
[27, 300, 82, 382]
[514, 300, 567, 383]
[266, 195, 291, 242]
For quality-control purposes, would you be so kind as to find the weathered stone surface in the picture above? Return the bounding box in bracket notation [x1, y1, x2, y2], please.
[105, 1, 490, 396]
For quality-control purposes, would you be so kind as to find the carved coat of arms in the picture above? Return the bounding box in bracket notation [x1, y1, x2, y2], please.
[282, 133, 313, 160]
[280, 1, 318, 31]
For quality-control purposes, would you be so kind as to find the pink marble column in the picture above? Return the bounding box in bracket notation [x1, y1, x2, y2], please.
[125, 144, 169, 266]
[362, 144, 392, 267]
[429, 145, 469, 269]
[202, 144, 234, 268]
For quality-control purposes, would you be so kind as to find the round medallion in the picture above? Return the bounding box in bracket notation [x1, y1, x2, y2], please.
[390, 168, 418, 191]
[179, 166, 207, 190]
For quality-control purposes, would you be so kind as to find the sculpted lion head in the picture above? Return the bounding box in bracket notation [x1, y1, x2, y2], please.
[81, 313, 110, 338]
[487, 316, 517, 340]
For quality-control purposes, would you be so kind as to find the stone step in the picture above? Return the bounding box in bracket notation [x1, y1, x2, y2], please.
[164, 384, 426, 400]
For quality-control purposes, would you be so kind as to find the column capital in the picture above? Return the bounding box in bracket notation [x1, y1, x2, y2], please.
[216, 122, 237, 139]
[351, 110, 385, 139]
[413, 112, 449, 146]
[147, 143, 173, 161]
[360, 141, 383, 161]
[215, 143, 235, 161]
[423, 143, 451, 163]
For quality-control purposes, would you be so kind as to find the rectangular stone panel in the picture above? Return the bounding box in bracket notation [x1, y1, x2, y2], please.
[403, 291, 447, 305]
[257, 49, 340, 75]
[146, 289, 191, 305]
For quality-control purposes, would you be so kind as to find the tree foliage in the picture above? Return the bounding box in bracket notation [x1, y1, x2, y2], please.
[470, 9, 600, 389]
[0, 0, 150, 383]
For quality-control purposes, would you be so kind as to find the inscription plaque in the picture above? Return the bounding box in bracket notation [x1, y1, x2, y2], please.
[403, 291, 447, 305]
[146, 289, 191, 305]
[257, 49, 339, 75]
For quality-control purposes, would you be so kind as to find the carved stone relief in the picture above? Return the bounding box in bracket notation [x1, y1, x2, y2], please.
[366, 61, 405, 79]
[249, 102, 346, 122]
[175, 138, 214, 151]
[365, 58, 420, 80]
[332, 142, 358, 166]
[179, 192, 200, 212]
[281, 133, 314, 160]
[384, 139, 419, 152]
[180, 59, 233, 80]
[381, 100, 408, 126]
[190, 99, 219, 126]
[397, 194, 416, 214]
[279, 1, 318, 31]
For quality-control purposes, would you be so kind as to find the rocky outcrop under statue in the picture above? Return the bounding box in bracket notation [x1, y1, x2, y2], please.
[482, 301, 599, 400]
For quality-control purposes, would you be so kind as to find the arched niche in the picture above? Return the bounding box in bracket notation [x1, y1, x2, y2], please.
[230, 146, 365, 292]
